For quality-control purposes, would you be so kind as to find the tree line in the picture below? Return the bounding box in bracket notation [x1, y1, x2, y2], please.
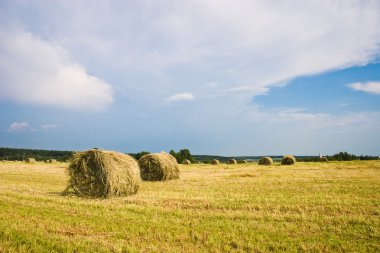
[1, 147, 378, 163]
[0, 147, 73, 162]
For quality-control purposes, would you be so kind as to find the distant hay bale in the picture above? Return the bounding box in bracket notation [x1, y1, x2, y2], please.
[281, 155, 296, 165]
[227, 159, 237, 164]
[138, 153, 180, 181]
[242, 160, 248, 163]
[25, 158, 36, 164]
[258, 157, 273, 165]
[65, 149, 141, 198]
[44, 160, 49, 163]
[49, 159, 57, 163]
[211, 159, 220, 165]
[320, 157, 328, 162]
[182, 159, 191, 165]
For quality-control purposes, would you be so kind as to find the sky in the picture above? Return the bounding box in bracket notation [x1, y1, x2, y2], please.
[1, 0, 380, 156]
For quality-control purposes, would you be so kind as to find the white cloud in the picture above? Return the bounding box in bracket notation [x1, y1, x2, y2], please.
[4, 0, 378, 99]
[348, 81, 380, 95]
[8, 122, 29, 132]
[165, 92, 195, 103]
[42, 124, 59, 130]
[218, 86, 269, 96]
[0, 29, 113, 111]
[244, 106, 380, 134]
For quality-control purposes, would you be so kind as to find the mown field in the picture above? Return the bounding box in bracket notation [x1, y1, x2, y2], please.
[0, 160, 379, 252]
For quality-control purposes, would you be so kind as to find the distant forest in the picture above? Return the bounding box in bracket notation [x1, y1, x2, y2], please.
[0, 147, 378, 162]
[194, 153, 378, 163]
[0, 147, 73, 162]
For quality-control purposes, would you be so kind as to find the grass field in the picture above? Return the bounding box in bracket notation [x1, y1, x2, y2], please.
[0, 161, 379, 252]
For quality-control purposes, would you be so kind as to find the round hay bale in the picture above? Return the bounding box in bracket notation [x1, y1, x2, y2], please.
[211, 159, 220, 165]
[182, 159, 191, 165]
[227, 159, 237, 164]
[320, 156, 328, 162]
[242, 160, 248, 163]
[258, 157, 273, 165]
[25, 158, 36, 164]
[138, 153, 180, 181]
[281, 155, 296, 165]
[66, 149, 140, 198]
[49, 159, 57, 163]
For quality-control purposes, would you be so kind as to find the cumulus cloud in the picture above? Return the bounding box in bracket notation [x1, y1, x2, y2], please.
[7, 122, 29, 132]
[348, 81, 380, 95]
[165, 92, 195, 103]
[0, 29, 113, 111]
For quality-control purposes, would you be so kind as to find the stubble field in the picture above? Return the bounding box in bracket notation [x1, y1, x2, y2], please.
[0, 160, 379, 252]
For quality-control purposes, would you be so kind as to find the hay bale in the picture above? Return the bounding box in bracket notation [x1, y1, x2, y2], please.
[182, 159, 191, 165]
[227, 159, 237, 164]
[49, 159, 57, 163]
[138, 153, 180, 181]
[25, 158, 36, 164]
[242, 160, 248, 163]
[258, 157, 273, 165]
[65, 149, 140, 198]
[320, 156, 328, 162]
[211, 159, 220, 165]
[281, 155, 296, 165]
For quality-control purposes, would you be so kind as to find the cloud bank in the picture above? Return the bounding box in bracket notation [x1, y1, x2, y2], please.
[1, 1, 380, 103]
[0, 29, 113, 111]
[40, 0, 380, 98]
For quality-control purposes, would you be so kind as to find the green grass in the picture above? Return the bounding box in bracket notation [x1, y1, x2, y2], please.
[0, 161, 379, 252]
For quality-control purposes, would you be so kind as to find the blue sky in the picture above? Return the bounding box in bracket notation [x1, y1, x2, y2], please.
[1, 0, 380, 156]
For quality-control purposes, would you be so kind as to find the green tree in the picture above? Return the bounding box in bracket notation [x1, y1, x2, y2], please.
[169, 150, 177, 160]
[130, 151, 150, 160]
[179, 149, 195, 163]
[331, 152, 357, 161]
[169, 149, 195, 163]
